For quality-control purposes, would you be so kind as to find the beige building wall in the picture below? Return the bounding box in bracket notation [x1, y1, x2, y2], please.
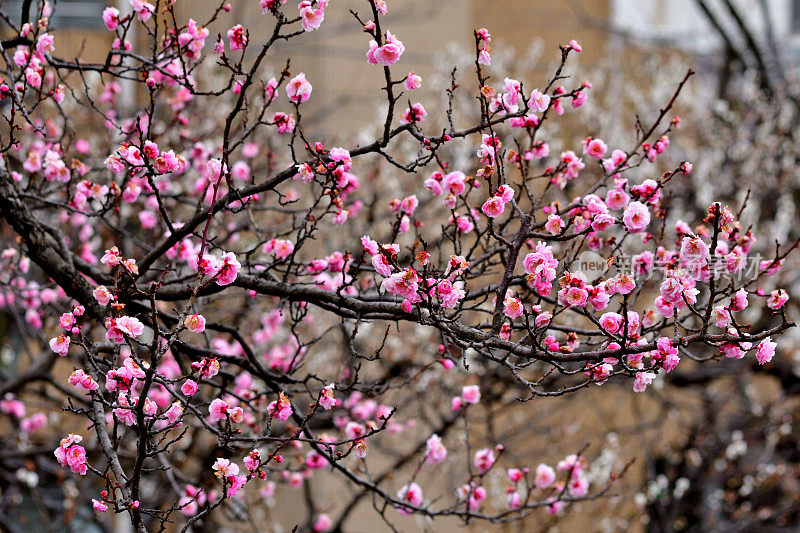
[170, 0, 613, 135]
[473, 0, 612, 65]
[31, 0, 615, 135]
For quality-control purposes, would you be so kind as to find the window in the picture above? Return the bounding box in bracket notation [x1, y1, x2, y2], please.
[3, 0, 107, 29]
[793, 0, 800, 34]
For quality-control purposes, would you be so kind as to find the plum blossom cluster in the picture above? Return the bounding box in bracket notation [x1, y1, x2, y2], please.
[0, 0, 794, 531]
[366, 31, 405, 67]
[54, 434, 89, 476]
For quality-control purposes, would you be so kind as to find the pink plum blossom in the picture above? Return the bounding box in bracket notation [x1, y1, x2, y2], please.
[756, 337, 776, 365]
[473, 448, 496, 472]
[528, 89, 550, 112]
[622, 201, 650, 233]
[49, 334, 70, 356]
[425, 434, 447, 464]
[461, 385, 481, 405]
[184, 314, 206, 333]
[368, 32, 405, 66]
[404, 72, 422, 90]
[115, 316, 144, 338]
[181, 379, 198, 396]
[396, 482, 423, 514]
[286, 73, 312, 103]
[535, 463, 556, 489]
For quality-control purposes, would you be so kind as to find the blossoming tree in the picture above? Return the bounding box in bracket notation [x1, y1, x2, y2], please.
[0, 0, 795, 531]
